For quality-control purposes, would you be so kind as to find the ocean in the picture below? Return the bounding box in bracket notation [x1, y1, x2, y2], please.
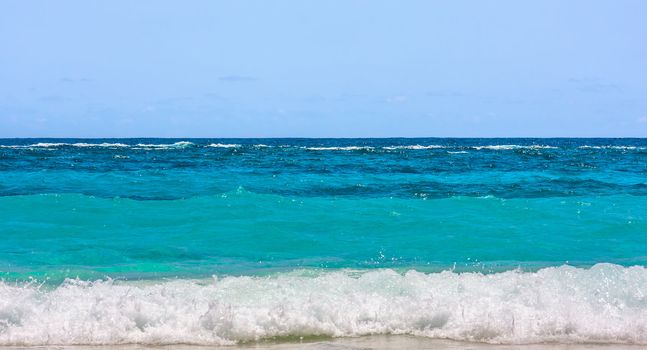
[0, 138, 646, 347]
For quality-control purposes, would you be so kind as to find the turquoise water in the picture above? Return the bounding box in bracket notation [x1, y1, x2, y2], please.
[0, 138, 646, 345]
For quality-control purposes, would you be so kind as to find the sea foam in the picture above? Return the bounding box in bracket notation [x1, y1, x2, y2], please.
[207, 143, 241, 148]
[383, 145, 445, 150]
[579, 146, 645, 150]
[304, 146, 374, 151]
[1, 264, 646, 346]
[472, 145, 558, 150]
[1, 143, 129, 148]
[134, 141, 195, 149]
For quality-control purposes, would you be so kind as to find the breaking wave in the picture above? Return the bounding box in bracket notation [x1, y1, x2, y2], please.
[579, 146, 646, 150]
[471, 145, 558, 150]
[304, 146, 375, 151]
[134, 141, 195, 149]
[1, 264, 647, 346]
[2, 143, 643, 152]
[0, 142, 129, 148]
[207, 143, 241, 148]
[383, 145, 445, 150]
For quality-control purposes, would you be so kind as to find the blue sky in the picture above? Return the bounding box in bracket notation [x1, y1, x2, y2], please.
[1, 1, 646, 137]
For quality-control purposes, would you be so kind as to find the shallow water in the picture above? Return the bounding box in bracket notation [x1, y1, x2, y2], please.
[0, 138, 646, 345]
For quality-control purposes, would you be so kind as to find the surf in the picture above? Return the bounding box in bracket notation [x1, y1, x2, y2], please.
[1, 264, 646, 345]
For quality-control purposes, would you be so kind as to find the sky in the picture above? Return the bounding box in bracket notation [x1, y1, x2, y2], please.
[1, 0, 646, 138]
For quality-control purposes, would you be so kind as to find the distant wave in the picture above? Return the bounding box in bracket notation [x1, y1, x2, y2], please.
[579, 145, 646, 150]
[1, 264, 646, 346]
[2, 143, 645, 152]
[471, 145, 558, 150]
[0, 142, 129, 148]
[382, 145, 556, 151]
[304, 146, 375, 151]
[134, 141, 195, 149]
[383, 145, 445, 150]
[207, 143, 241, 148]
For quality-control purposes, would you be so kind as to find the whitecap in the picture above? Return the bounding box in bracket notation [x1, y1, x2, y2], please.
[29, 142, 69, 147]
[579, 145, 644, 150]
[472, 145, 558, 150]
[70, 142, 129, 148]
[135, 141, 195, 149]
[207, 143, 241, 148]
[383, 145, 445, 150]
[305, 146, 374, 151]
[1, 264, 646, 346]
[12, 142, 131, 148]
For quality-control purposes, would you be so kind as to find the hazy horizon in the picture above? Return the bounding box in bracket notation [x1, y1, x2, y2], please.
[2, 1, 646, 138]
[1, 135, 647, 139]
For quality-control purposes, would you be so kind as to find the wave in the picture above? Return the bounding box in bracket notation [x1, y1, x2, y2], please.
[134, 141, 195, 149]
[304, 146, 375, 151]
[579, 146, 645, 150]
[1, 264, 646, 346]
[302, 145, 556, 151]
[383, 145, 445, 150]
[63, 142, 130, 148]
[207, 143, 241, 148]
[472, 145, 558, 150]
[0, 142, 129, 148]
[1, 143, 644, 153]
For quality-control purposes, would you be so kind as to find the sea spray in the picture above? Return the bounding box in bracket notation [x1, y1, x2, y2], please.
[1, 265, 647, 345]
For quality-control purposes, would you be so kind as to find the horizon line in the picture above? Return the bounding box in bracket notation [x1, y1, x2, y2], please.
[1, 136, 646, 140]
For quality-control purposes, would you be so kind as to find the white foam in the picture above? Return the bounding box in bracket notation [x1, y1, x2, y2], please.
[28, 142, 69, 147]
[1, 264, 647, 346]
[472, 145, 558, 150]
[207, 143, 241, 148]
[305, 146, 374, 151]
[579, 146, 644, 150]
[383, 145, 445, 150]
[71, 143, 129, 148]
[134, 141, 195, 149]
[1, 143, 129, 149]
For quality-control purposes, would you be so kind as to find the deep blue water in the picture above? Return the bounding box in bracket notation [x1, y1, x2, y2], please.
[0, 138, 646, 345]
[1, 138, 646, 280]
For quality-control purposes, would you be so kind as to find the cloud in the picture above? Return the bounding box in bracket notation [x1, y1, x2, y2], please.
[218, 75, 258, 82]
